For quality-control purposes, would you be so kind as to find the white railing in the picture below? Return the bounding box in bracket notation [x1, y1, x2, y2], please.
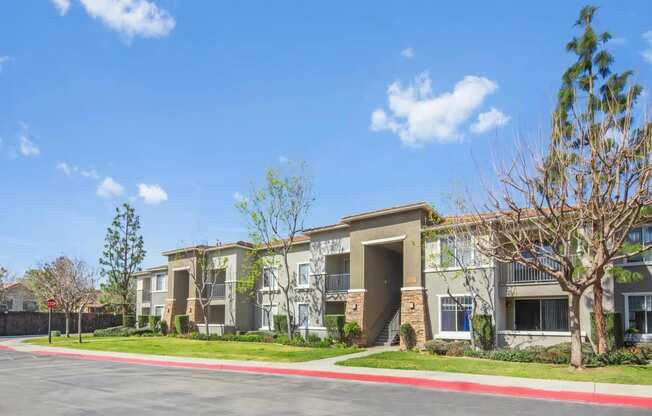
[500, 259, 558, 284]
[325, 273, 350, 292]
[202, 283, 225, 299]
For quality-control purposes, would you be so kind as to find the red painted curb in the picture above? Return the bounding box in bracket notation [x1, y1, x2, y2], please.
[8, 345, 652, 410]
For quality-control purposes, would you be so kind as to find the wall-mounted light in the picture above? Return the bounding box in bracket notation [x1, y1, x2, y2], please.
[353, 304, 358, 311]
[410, 302, 415, 310]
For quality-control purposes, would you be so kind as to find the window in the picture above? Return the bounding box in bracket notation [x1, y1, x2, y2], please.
[297, 304, 309, 329]
[622, 226, 652, 263]
[154, 306, 164, 317]
[261, 304, 278, 329]
[440, 296, 472, 332]
[514, 298, 569, 331]
[626, 294, 652, 334]
[262, 267, 277, 290]
[440, 236, 484, 268]
[7, 299, 13, 310]
[23, 300, 38, 312]
[297, 263, 310, 287]
[154, 273, 167, 291]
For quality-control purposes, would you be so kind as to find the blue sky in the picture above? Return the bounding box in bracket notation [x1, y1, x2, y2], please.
[1, 1, 651, 275]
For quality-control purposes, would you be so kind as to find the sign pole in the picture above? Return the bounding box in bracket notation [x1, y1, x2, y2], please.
[48, 307, 52, 344]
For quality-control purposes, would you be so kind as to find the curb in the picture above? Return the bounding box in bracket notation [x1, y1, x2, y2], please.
[4, 344, 652, 410]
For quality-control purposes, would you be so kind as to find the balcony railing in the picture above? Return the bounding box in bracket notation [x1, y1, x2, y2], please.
[202, 283, 226, 299]
[325, 273, 350, 292]
[500, 260, 558, 285]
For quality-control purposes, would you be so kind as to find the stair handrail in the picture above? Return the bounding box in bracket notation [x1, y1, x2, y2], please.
[387, 308, 401, 344]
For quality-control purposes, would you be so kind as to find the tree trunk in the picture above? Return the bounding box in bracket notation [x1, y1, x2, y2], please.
[78, 309, 83, 343]
[569, 293, 584, 368]
[65, 310, 70, 337]
[284, 291, 293, 339]
[593, 269, 608, 354]
[122, 298, 129, 323]
[204, 308, 210, 336]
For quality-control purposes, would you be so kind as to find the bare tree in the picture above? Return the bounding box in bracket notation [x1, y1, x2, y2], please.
[237, 164, 314, 338]
[70, 261, 97, 343]
[187, 244, 228, 335]
[0, 266, 7, 308]
[31, 257, 85, 337]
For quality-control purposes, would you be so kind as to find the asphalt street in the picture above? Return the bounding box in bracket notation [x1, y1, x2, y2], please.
[0, 348, 646, 416]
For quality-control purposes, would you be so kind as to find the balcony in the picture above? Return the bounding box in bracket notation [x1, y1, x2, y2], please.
[325, 273, 350, 292]
[202, 283, 225, 299]
[499, 260, 557, 285]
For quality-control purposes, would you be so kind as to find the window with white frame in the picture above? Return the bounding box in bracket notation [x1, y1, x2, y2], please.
[261, 304, 278, 329]
[262, 267, 277, 290]
[440, 236, 484, 268]
[154, 305, 164, 317]
[440, 296, 472, 333]
[297, 304, 309, 329]
[154, 273, 167, 291]
[621, 226, 652, 264]
[297, 263, 310, 287]
[625, 294, 652, 334]
[514, 298, 569, 331]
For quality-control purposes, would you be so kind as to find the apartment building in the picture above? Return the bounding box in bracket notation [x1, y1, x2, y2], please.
[133, 202, 652, 346]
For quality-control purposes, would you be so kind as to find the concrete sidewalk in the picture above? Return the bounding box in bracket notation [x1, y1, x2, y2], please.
[2, 337, 652, 409]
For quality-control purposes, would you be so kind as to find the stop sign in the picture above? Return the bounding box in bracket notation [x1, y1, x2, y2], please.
[46, 298, 57, 309]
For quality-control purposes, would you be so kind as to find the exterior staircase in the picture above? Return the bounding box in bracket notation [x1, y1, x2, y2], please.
[374, 308, 401, 346]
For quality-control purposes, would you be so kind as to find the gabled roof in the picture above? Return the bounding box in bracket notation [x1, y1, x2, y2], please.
[341, 201, 435, 223]
[161, 241, 254, 256]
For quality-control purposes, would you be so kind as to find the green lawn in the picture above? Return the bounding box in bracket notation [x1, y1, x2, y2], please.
[25, 336, 361, 363]
[337, 351, 652, 385]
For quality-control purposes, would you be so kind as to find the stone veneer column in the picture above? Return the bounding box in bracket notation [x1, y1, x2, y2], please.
[185, 298, 203, 325]
[163, 298, 176, 327]
[345, 290, 368, 345]
[400, 287, 428, 347]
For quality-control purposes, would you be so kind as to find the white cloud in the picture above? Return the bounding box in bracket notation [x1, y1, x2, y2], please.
[233, 192, 247, 203]
[19, 135, 40, 156]
[470, 108, 511, 134]
[138, 183, 168, 204]
[0, 56, 12, 73]
[278, 155, 290, 164]
[77, 0, 176, 39]
[56, 162, 78, 176]
[370, 72, 499, 146]
[401, 47, 414, 59]
[80, 168, 99, 179]
[642, 31, 652, 64]
[97, 177, 124, 198]
[50, 0, 72, 15]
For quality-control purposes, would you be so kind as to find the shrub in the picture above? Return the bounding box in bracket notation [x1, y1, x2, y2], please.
[122, 314, 136, 328]
[148, 315, 161, 330]
[324, 314, 346, 341]
[590, 312, 623, 352]
[471, 314, 494, 350]
[51, 330, 61, 337]
[174, 315, 190, 335]
[424, 340, 470, 356]
[306, 332, 321, 344]
[138, 315, 150, 328]
[93, 325, 154, 337]
[490, 349, 538, 363]
[342, 321, 361, 346]
[273, 315, 289, 334]
[399, 323, 416, 350]
[159, 320, 168, 335]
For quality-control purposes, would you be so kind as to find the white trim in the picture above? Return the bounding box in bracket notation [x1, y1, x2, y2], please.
[498, 330, 587, 337]
[296, 302, 310, 329]
[296, 262, 311, 288]
[150, 290, 168, 294]
[260, 303, 278, 330]
[623, 292, 652, 335]
[361, 235, 406, 246]
[153, 304, 165, 317]
[347, 289, 367, 293]
[172, 266, 190, 271]
[424, 265, 493, 273]
[401, 286, 425, 292]
[437, 293, 472, 336]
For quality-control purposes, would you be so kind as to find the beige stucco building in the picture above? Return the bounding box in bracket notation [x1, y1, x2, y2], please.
[133, 202, 652, 346]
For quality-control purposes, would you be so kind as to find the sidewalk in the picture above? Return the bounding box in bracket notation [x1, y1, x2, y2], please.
[2, 337, 652, 409]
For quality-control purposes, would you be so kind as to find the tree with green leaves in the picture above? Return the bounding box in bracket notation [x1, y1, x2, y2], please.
[468, 5, 650, 368]
[186, 244, 229, 335]
[99, 203, 146, 324]
[553, 5, 649, 354]
[236, 163, 314, 338]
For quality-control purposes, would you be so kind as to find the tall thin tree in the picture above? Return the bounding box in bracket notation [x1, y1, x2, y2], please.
[99, 203, 146, 325]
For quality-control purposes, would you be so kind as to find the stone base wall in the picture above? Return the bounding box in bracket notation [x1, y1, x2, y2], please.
[400, 288, 428, 347]
[345, 290, 367, 345]
[163, 299, 176, 328]
[185, 298, 203, 324]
